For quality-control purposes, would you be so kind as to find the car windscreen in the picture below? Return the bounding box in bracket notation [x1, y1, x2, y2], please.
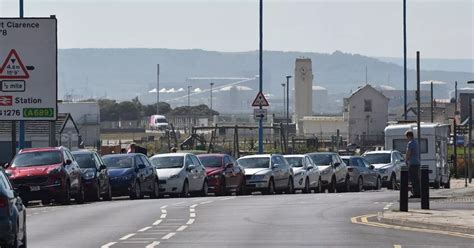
[198, 156, 222, 168]
[73, 154, 96, 169]
[308, 154, 332, 165]
[237, 158, 270, 168]
[12, 151, 62, 167]
[103, 156, 133, 168]
[362, 154, 391, 164]
[285, 157, 303, 167]
[150, 156, 184, 169]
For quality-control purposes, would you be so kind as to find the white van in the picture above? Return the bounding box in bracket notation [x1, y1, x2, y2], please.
[149, 115, 169, 130]
[384, 123, 450, 189]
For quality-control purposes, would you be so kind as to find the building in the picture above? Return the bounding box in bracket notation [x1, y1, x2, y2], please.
[312, 86, 328, 114]
[294, 58, 313, 134]
[346, 84, 389, 146]
[402, 100, 455, 124]
[301, 115, 348, 140]
[58, 102, 100, 147]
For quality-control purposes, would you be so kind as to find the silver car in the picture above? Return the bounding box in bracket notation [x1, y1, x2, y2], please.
[284, 155, 322, 193]
[237, 154, 294, 195]
[362, 150, 404, 190]
[149, 153, 208, 197]
[306, 152, 350, 193]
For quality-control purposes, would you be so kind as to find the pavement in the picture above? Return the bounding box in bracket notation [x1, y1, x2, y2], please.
[26, 188, 474, 248]
[375, 179, 474, 237]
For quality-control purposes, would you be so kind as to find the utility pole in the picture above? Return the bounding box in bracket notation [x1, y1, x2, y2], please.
[286, 75, 292, 152]
[281, 83, 286, 119]
[431, 81, 434, 122]
[156, 64, 160, 114]
[257, 0, 264, 154]
[17, 0, 25, 152]
[403, 0, 408, 120]
[454, 81, 458, 178]
[467, 80, 474, 185]
[210, 82, 214, 122]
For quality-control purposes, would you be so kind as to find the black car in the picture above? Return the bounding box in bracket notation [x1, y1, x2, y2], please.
[102, 153, 160, 199]
[72, 150, 112, 201]
[0, 168, 26, 248]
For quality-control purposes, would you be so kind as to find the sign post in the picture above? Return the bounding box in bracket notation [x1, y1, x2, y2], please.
[252, 91, 269, 154]
[0, 17, 58, 122]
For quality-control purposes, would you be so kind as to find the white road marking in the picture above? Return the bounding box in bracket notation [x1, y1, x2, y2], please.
[172, 201, 185, 206]
[189, 208, 195, 212]
[138, 226, 152, 232]
[101, 242, 117, 248]
[176, 225, 187, 231]
[146, 241, 161, 248]
[131, 238, 156, 240]
[153, 219, 162, 225]
[119, 233, 136, 240]
[187, 219, 195, 225]
[200, 200, 213, 205]
[190, 213, 196, 218]
[122, 241, 149, 244]
[383, 202, 394, 210]
[161, 209, 167, 214]
[220, 197, 236, 201]
[190, 204, 198, 208]
[160, 214, 167, 219]
[160, 205, 168, 209]
[161, 232, 176, 240]
[394, 245, 402, 248]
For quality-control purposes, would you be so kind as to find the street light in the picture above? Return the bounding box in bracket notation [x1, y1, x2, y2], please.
[187, 86, 192, 107]
[281, 83, 286, 118]
[286, 75, 292, 152]
[466, 80, 474, 186]
[210, 82, 214, 122]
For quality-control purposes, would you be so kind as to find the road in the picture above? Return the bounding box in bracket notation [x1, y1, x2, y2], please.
[26, 190, 473, 248]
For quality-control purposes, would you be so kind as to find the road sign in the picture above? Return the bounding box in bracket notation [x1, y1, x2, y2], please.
[252, 91, 269, 107]
[254, 108, 267, 121]
[0, 17, 57, 120]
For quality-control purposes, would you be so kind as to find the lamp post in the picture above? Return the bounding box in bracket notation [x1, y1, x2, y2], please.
[210, 82, 214, 122]
[454, 81, 458, 178]
[281, 83, 286, 118]
[286, 76, 292, 147]
[257, 0, 264, 154]
[403, 0, 408, 120]
[466, 80, 474, 185]
[187, 86, 192, 107]
[156, 64, 160, 114]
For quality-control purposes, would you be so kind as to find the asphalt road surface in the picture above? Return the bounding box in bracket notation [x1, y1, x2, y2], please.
[27, 190, 473, 248]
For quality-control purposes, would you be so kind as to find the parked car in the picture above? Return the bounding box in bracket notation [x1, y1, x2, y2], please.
[102, 153, 159, 199]
[197, 154, 246, 196]
[284, 155, 322, 193]
[149, 153, 208, 197]
[5, 147, 85, 205]
[0, 168, 26, 248]
[306, 152, 349, 193]
[341, 156, 382, 191]
[237, 154, 294, 195]
[361, 150, 404, 190]
[72, 150, 112, 201]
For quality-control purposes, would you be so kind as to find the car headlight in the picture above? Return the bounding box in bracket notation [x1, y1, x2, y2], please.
[321, 169, 331, 175]
[48, 166, 62, 175]
[83, 171, 96, 180]
[169, 174, 180, 180]
[252, 175, 268, 180]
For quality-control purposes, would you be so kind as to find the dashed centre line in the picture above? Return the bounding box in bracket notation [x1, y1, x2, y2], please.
[119, 233, 136, 240]
[161, 232, 176, 240]
[160, 205, 168, 209]
[160, 214, 167, 219]
[138, 226, 152, 232]
[200, 200, 213, 205]
[146, 241, 161, 248]
[190, 212, 196, 218]
[101, 242, 117, 248]
[190, 204, 198, 208]
[161, 209, 167, 214]
[153, 219, 163, 226]
[176, 225, 187, 231]
[187, 219, 195, 225]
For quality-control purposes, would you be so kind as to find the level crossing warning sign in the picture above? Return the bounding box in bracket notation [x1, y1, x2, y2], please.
[251, 91, 269, 107]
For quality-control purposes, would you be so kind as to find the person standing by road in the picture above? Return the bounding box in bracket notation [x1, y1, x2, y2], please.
[405, 130, 421, 198]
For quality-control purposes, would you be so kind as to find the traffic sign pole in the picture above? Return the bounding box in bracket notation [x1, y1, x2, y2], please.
[258, 0, 263, 154]
[19, 0, 25, 150]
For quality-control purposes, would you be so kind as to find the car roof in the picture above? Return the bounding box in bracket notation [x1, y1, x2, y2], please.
[150, 153, 190, 158]
[306, 152, 335, 155]
[238, 154, 275, 159]
[341, 156, 362, 159]
[71, 150, 96, 155]
[197, 154, 226, 158]
[19, 147, 63, 153]
[103, 153, 142, 158]
[284, 154, 305, 158]
[364, 150, 394, 154]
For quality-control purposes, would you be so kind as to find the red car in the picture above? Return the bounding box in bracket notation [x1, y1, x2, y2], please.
[197, 154, 245, 195]
[4, 147, 85, 206]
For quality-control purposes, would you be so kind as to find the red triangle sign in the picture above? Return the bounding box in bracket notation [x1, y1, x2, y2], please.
[0, 49, 30, 79]
[252, 91, 269, 107]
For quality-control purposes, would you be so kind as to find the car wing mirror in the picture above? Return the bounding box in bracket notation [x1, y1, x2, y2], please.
[99, 164, 107, 171]
[307, 165, 314, 170]
[65, 159, 73, 166]
[333, 162, 341, 168]
[138, 164, 146, 170]
[187, 165, 196, 171]
[369, 165, 375, 170]
[225, 163, 234, 169]
[2, 163, 9, 169]
[272, 164, 279, 169]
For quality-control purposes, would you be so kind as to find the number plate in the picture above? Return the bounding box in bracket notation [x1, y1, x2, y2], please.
[30, 186, 40, 191]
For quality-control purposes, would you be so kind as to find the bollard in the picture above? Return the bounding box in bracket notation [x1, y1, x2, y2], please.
[400, 165, 409, 212]
[421, 165, 430, 209]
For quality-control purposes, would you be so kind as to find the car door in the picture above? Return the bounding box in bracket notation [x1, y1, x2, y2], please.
[333, 155, 345, 184]
[191, 155, 206, 190]
[305, 156, 318, 188]
[355, 158, 370, 186]
[92, 153, 105, 193]
[95, 154, 110, 194]
[361, 158, 377, 186]
[64, 150, 80, 192]
[231, 156, 245, 187]
[185, 155, 198, 190]
[0, 171, 25, 239]
[395, 152, 403, 180]
[271, 156, 284, 188]
[134, 156, 147, 190]
[278, 156, 291, 187]
[223, 156, 236, 188]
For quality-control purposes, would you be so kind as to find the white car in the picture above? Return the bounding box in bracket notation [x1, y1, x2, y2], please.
[149, 153, 208, 197]
[306, 152, 350, 193]
[361, 150, 404, 190]
[284, 155, 322, 193]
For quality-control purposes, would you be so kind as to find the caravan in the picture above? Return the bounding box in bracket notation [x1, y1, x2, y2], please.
[384, 123, 451, 189]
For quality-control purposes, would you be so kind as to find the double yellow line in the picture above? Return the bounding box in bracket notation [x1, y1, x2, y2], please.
[351, 214, 474, 240]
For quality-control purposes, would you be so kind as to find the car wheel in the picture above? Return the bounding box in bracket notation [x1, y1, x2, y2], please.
[344, 176, 351, 192]
[286, 177, 295, 194]
[103, 183, 113, 201]
[433, 179, 441, 189]
[200, 181, 209, 197]
[130, 181, 141, 200]
[75, 184, 85, 204]
[328, 177, 336, 193]
[388, 174, 396, 190]
[302, 177, 310, 193]
[41, 198, 51, 206]
[150, 179, 160, 199]
[376, 177, 382, 190]
[356, 177, 363, 192]
[217, 178, 226, 196]
[315, 178, 322, 193]
[181, 180, 189, 198]
[93, 181, 101, 201]
[59, 183, 71, 205]
[264, 179, 275, 195]
[20, 219, 26, 248]
[237, 179, 247, 196]
[445, 177, 451, 189]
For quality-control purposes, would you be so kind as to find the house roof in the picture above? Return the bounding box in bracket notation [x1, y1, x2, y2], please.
[0, 113, 80, 136]
[348, 84, 389, 101]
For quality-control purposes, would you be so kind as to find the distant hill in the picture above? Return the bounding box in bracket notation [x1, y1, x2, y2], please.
[58, 49, 473, 101]
[378, 57, 473, 73]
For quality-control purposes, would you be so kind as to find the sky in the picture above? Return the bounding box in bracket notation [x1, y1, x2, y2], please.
[1, 0, 473, 59]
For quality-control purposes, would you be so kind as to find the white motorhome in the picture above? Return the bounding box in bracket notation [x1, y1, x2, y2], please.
[149, 115, 169, 130]
[384, 123, 450, 188]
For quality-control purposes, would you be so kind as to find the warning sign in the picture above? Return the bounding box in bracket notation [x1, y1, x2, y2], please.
[251, 91, 269, 107]
[0, 49, 30, 79]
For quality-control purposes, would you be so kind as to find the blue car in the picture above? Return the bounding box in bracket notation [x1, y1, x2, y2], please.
[0, 168, 27, 248]
[102, 153, 160, 200]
